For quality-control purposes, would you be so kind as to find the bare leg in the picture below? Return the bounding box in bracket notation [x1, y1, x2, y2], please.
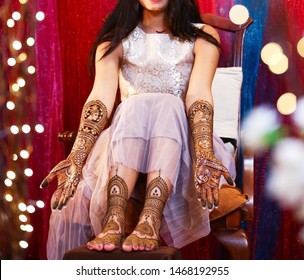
[122, 171, 172, 252]
[87, 165, 138, 252]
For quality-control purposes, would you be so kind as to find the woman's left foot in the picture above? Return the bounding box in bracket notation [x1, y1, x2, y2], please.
[122, 176, 168, 252]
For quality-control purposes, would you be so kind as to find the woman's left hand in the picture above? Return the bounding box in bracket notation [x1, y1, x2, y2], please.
[194, 154, 234, 209]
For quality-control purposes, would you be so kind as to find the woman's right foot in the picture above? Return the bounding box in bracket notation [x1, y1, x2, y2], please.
[86, 214, 123, 251]
[87, 174, 129, 252]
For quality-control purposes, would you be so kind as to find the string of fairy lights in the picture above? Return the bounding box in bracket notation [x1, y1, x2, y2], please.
[0, 0, 45, 259]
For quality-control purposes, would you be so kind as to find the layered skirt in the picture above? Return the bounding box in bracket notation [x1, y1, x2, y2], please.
[47, 93, 236, 259]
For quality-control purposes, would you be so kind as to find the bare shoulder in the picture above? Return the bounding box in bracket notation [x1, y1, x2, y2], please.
[194, 24, 220, 54]
[95, 41, 123, 62]
[198, 24, 220, 44]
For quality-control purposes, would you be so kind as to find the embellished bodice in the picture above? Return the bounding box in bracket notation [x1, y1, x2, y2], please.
[119, 26, 197, 101]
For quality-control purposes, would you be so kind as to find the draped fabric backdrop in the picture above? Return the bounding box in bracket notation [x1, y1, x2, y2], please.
[26, 0, 304, 259]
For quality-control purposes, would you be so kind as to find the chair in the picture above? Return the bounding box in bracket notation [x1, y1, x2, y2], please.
[201, 13, 254, 259]
[59, 13, 254, 260]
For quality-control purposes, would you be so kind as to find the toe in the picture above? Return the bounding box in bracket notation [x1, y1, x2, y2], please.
[122, 244, 133, 252]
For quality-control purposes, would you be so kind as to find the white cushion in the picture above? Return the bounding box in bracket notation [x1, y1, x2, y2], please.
[212, 67, 243, 140]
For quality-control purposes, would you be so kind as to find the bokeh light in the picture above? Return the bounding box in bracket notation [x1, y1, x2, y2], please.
[261, 42, 283, 65]
[297, 37, 304, 58]
[269, 53, 289, 74]
[277, 93, 297, 115]
[229, 5, 250, 25]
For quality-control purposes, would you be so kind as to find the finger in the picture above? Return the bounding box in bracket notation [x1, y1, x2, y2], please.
[69, 184, 77, 198]
[62, 184, 73, 207]
[213, 187, 219, 208]
[57, 185, 69, 210]
[201, 186, 207, 208]
[206, 186, 213, 210]
[223, 169, 234, 186]
[51, 188, 63, 210]
[195, 186, 201, 201]
[40, 172, 56, 189]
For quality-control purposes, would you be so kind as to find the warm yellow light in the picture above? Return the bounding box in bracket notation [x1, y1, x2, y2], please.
[5, 194, 13, 202]
[26, 37, 35, 46]
[19, 240, 29, 249]
[261, 43, 283, 65]
[27, 205, 35, 213]
[36, 11, 45, 21]
[36, 200, 45, 208]
[4, 178, 13, 187]
[269, 54, 289, 74]
[18, 202, 27, 212]
[17, 78, 26, 87]
[12, 40, 22, 50]
[12, 154, 18, 161]
[229, 5, 249, 25]
[7, 19, 15, 28]
[12, 11, 21, 21]
[22, 124, 31, 133]
[20, 150, 30, 159]
[297, 37, 304, 58]
[7, 57, 16, 66]
[7, 170, 16, 180]
[35, 124, 44, 133]
[10, 125, 19, 134]
[19, 214, 27, 223]
[18, 52, 27, 62]
[28, 66, 36, 74]
[12, 83, 20, 92]
[277, 93, 297, 115]
[24, 168, 33, 177]
[25, 224, 34, 232]
[19, 0, 28, 4]
[20, 224, 27, 231]
[6, 101, 15, 110]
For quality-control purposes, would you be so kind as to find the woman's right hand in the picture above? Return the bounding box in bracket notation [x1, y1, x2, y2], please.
[40, 157, 82, 210]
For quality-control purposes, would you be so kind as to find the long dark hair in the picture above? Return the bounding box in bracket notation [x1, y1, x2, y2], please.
[89, 0, 220, 73]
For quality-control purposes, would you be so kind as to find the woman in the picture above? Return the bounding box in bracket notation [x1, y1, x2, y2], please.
[41, 0, 235, 259]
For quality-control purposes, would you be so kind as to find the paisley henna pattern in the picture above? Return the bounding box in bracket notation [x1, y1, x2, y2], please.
[41, 100, 108, 210]
[122, 176, 168, 251]
[188, 100, 232, 209]
[87, 175, 128, 251]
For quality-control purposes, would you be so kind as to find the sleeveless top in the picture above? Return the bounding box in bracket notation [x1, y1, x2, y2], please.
[119, 25, 203, 101]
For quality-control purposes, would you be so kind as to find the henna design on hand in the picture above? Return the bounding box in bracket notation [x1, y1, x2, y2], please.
[188, 100, 233, 209]
[40, 100, 108, 210]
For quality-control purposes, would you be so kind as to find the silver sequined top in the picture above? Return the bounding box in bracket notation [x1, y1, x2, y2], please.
[119, 25, 203, 101]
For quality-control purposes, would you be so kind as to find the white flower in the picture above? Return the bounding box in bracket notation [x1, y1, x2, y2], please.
[241, 105, 280, 151]
[267, 138, 304, 207]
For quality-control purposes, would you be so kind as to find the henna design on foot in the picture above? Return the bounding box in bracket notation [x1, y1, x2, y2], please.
[87, 174, 128, 252]
[122, 176, 169, 252]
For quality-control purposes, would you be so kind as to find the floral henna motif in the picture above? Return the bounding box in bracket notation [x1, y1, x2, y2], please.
[87, 175, 128, 251]
[41, 100, 108, 210]
[188, 100, 233, 209]
[123, 176, 168, 251]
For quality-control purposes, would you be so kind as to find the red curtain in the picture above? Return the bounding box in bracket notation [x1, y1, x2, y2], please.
[27, 0, 304, 260]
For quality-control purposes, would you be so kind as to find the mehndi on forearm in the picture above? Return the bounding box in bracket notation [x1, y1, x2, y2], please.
[68, 100, 108, 169]
[187, 99, 214, 162]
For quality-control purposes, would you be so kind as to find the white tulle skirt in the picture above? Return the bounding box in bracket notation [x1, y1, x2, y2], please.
[47, 93, 236, 259]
